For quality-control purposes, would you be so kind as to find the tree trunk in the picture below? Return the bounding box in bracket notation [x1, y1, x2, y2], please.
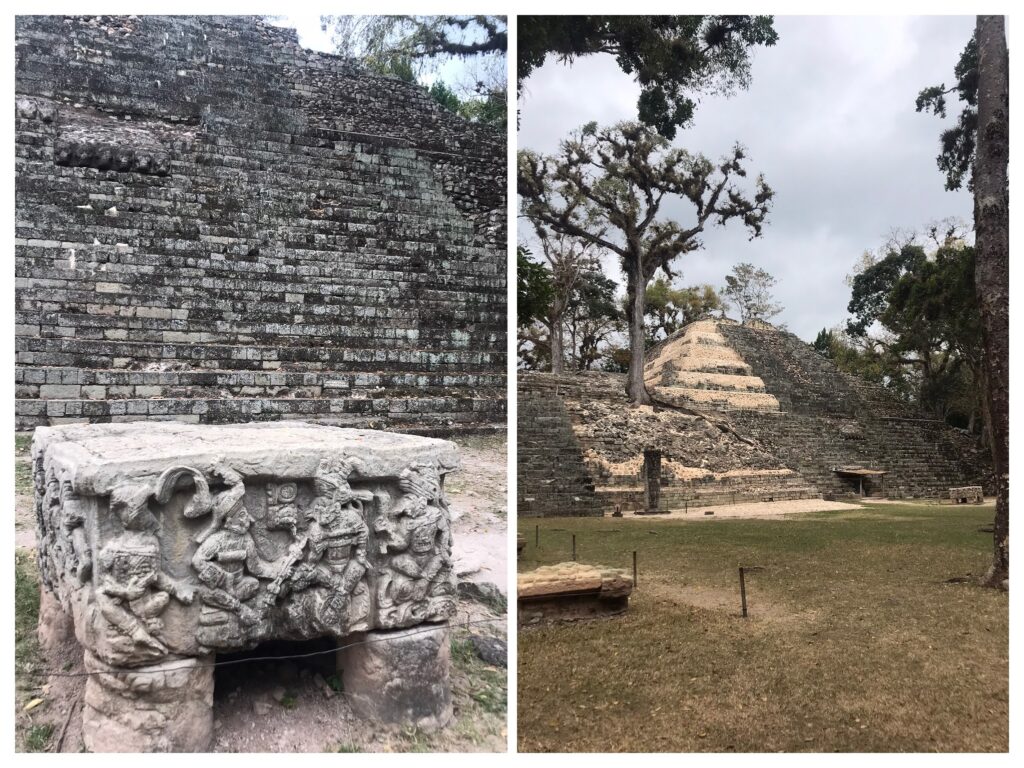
[974, 15, 1009, 589]
[550, 310, 565, 374]
[625, 256, 652, 404]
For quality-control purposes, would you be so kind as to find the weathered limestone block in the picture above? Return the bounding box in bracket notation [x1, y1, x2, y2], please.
[37, 587, 76, 657]
[82, 652, 214, 753]
[33, 421, 460, 750]
[337, 623, 453, 730]
[518, 562, 633, 625]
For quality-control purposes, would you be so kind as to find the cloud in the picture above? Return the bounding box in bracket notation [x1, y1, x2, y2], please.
[518, 16, 975, 340]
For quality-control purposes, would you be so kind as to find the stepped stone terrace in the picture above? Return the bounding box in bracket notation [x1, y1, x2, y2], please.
[518, 319, 992, 517]
[15, 15, 506, 436]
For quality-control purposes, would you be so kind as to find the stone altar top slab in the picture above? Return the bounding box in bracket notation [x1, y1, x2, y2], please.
[34, 422, 460, 497]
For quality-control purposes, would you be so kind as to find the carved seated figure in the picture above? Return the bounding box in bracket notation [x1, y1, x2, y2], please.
[191, 474, 281, 647]
[375, 462, 455, 625]
[285, 457, 372, 635]
[92, 530, 194, 664]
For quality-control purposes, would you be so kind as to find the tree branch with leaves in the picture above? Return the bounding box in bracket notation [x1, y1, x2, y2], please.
[518, 16, 777, 139]
[519, 121, 773, 403]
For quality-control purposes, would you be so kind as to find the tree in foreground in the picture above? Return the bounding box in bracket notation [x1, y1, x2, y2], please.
[518, 16, 778, 139]
[721, 262, 782, 324]
[519, 121, 772, 404]
[971, 16, 1009, 588]
[919, 16, 1008, 588]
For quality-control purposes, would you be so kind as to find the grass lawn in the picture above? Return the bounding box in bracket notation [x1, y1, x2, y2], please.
[518, 503, 1007, 753]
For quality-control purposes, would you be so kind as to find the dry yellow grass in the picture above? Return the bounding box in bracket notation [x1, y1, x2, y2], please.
[518, 502, 1008, 752]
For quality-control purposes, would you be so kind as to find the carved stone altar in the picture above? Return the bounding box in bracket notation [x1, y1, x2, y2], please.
[33, 422, 460, 751]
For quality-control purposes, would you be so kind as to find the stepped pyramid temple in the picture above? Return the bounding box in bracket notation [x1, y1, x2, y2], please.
[519, 319, 992, 517]
[15, 15, 506, 436]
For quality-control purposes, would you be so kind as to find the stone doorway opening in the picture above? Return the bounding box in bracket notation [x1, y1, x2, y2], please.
[833, 467, 888, 498]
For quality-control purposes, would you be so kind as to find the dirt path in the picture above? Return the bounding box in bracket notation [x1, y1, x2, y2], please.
[449, 435, 508, 593]
[619, 498, 863, 521]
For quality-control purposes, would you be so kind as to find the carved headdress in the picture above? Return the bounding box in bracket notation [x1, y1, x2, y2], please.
[314, 456, 368, 504]
[110, 483, 155, 530]
[398, 461, 442, 502]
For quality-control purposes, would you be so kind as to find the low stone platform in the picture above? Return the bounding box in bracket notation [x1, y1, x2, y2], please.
[949, 485, 984, 504]
[518, 562, 633, 625]
[33, 421, 461, 751]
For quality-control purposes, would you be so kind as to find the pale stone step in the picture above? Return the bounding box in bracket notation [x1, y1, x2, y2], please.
[651, 385, 780, 412]
[653, 370, 768, 392]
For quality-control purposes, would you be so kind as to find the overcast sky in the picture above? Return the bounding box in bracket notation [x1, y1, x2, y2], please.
[518, 16, 976, 342]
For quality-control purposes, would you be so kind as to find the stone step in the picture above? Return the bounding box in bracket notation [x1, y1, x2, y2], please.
[17, 336, 502, 371]
[17, 394, 504, 429]
[650, 370, 769, 393]
[16, 365, 504, 397]
[651, 385, 781, 413]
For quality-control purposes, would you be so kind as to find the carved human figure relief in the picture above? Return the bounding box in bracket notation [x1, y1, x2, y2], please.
[282, 456, 372, 636]
[374, 461, 456, 626]
[59, 479, 92, 584]
[88, 483, 194, 665]
[187, 464, 286, 648]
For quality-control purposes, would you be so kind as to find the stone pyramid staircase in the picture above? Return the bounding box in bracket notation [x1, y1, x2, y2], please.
[14, 16, 505, 437]
[644, 320, 781, 413]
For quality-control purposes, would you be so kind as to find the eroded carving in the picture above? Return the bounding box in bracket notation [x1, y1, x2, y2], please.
[281, 456, 372, 636]
[94, 529, 194, 663]
[375, 460, 456, 626]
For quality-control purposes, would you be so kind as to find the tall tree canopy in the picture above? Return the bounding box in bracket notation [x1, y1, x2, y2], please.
[530, 231, 600, 373]
[517, 249, 623, 373]
[721, 262, 782, 323]
[322, 15, 507, 126]
[916, 32, 978, 191]
[517, 245, 552, 331]
[845, 230, 983, 427]
[519, 121, 772, 403]
[518, 16, 778, 138]
[644, 277, 722, 342]
[323, 15, 506, 65]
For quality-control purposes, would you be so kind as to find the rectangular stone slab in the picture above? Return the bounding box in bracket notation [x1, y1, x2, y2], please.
[33, 421, 460, 668]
